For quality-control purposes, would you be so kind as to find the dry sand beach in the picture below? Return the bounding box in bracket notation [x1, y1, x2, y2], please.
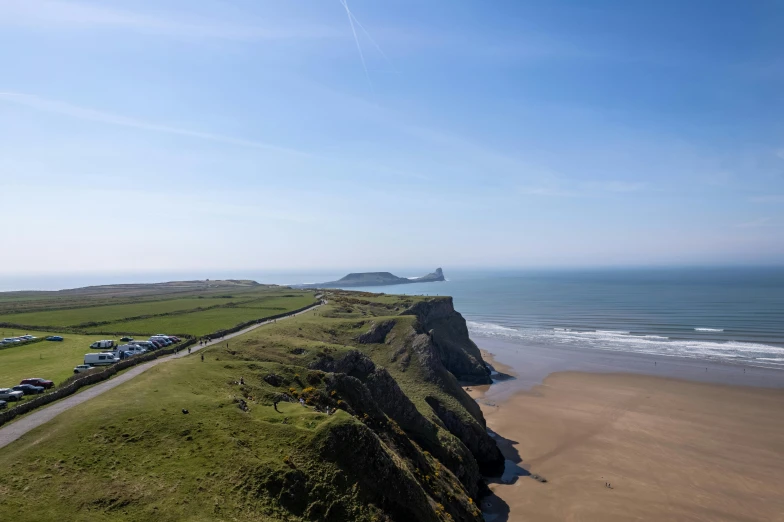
[469, 347, 784, 522]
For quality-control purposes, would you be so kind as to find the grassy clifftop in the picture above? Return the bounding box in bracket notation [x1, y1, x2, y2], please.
[0, 291, 502, 521]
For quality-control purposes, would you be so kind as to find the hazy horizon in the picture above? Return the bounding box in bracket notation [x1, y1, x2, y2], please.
[2, 1, 783, 273]
[2, 265, 784, 293]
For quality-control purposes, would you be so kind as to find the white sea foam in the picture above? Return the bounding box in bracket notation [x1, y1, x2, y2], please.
[467, 320, 784, 368]
[695, 327, 724, 332]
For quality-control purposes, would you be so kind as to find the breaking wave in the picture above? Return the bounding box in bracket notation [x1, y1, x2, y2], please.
[467, 321, 784, 368]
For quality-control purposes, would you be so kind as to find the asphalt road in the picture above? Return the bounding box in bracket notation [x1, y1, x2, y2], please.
[0, 301, 323, 451]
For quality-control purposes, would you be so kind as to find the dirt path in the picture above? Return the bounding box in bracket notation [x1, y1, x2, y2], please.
[0, 301, 323, 451]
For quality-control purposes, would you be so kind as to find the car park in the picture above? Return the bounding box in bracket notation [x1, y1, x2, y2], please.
[45, 336, 64, 341]
[20, 378, 54, 389]
[0, 388, 24, 401]
[13, 384, 45, 395]
[73, 365, 93, 374]
[129, 341, 156, 351]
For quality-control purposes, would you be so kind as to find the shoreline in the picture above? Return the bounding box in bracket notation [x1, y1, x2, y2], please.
[469, 340, 784, 521]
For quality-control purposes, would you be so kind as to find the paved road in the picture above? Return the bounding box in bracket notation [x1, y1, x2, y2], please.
[0, 302, 323, 451]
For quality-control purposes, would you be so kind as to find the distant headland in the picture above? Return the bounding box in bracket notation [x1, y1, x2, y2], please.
[298, 268, 445, 288]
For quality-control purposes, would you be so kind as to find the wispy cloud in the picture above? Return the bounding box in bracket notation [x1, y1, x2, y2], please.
[518, 180, 647, 198]
[585, 181, 647, 193]
[1, 0, 341, 41]
[0, 92, 310, 157]
[750, 195, 784, 203]
[735, 217, 779, 229]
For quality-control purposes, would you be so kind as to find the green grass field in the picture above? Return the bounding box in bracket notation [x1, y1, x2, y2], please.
[0, 287, 318, 390]
[84, 295, 318, 336]
[0, 297, 241, 327]
[0, 331, 116, 387]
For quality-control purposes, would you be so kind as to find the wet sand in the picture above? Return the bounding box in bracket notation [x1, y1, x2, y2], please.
[469, 342, 784, 522]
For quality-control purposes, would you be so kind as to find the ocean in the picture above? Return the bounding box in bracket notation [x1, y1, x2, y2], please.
[336, 268, 784, 371]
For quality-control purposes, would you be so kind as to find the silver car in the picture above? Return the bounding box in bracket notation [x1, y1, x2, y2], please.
[0, 388, 24, 401]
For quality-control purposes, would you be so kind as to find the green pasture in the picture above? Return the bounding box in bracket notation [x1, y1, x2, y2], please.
[0, 331, 114, 387]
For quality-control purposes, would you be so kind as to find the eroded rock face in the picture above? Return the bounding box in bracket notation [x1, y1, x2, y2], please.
[313, 351, 482, 498]
[357, 320, 396, 344]
[410, 333, 505, 476]
[400, 298, 492, 384]
[318, 422, 442, 522]
[426, 396, 504, 476]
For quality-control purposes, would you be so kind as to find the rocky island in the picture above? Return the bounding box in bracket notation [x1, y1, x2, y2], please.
[301, 268, 446, 288]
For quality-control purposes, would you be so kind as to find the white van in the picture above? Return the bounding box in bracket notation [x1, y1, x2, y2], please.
[84, 353, 119, 366]
[90, 340, 115, 350]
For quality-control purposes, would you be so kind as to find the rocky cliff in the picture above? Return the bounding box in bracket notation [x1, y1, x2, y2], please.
[401, 297, 492, 385]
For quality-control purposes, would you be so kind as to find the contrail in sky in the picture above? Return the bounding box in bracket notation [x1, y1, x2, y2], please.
[347, 8, 395, 72]
[340, 0, 373, 92]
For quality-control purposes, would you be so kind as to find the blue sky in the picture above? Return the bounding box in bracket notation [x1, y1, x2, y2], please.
[1, 0, 783, 274]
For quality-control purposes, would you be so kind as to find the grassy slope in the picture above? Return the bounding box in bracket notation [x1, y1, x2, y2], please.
[0, 331, 122, 387]
[0, 294, 486, 521]
[0, 354, 357, 521]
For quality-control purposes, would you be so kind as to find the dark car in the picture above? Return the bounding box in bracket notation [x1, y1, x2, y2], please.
[169, 336, 181, 342]
[120, 336, 134, 342]
[149, 339, 164, 349]
[0, 400, 6, 410]
[20, 378, 54, 389]
[45, 336, 64, 342]
[13, 384, 45, 395]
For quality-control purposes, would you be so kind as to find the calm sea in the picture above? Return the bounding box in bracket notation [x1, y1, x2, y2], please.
[338, 268, 784, 371]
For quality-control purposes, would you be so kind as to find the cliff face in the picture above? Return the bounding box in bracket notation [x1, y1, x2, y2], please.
[401, 297, 492, 385]
[310, 295, 505, 504]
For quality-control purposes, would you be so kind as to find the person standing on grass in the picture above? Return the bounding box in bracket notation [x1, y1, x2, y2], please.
[201, 354, 204, 362]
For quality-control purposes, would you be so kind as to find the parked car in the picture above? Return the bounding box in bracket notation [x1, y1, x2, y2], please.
[83, 353, 119, 366]
[19, 335, 35, 340]
[170, 336, 181, 342]
[0, 400, 6, 410]
[2, 338, 21, 344]
[13, 384, 45, 395]
[20, 378, 54, 389]
[73, 365, 93, 374]
[149, 337, 171, 346]
[129, 341, 156, 351]
[0, 388, 24, 401]
[120, 336, 134, 342]
[147, 339, 164, 349]
[90, 340, 115, 349]
[45, 336, 64, 342]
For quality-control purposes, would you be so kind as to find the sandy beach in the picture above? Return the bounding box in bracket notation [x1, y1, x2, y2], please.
[470, 349, 784, 522]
